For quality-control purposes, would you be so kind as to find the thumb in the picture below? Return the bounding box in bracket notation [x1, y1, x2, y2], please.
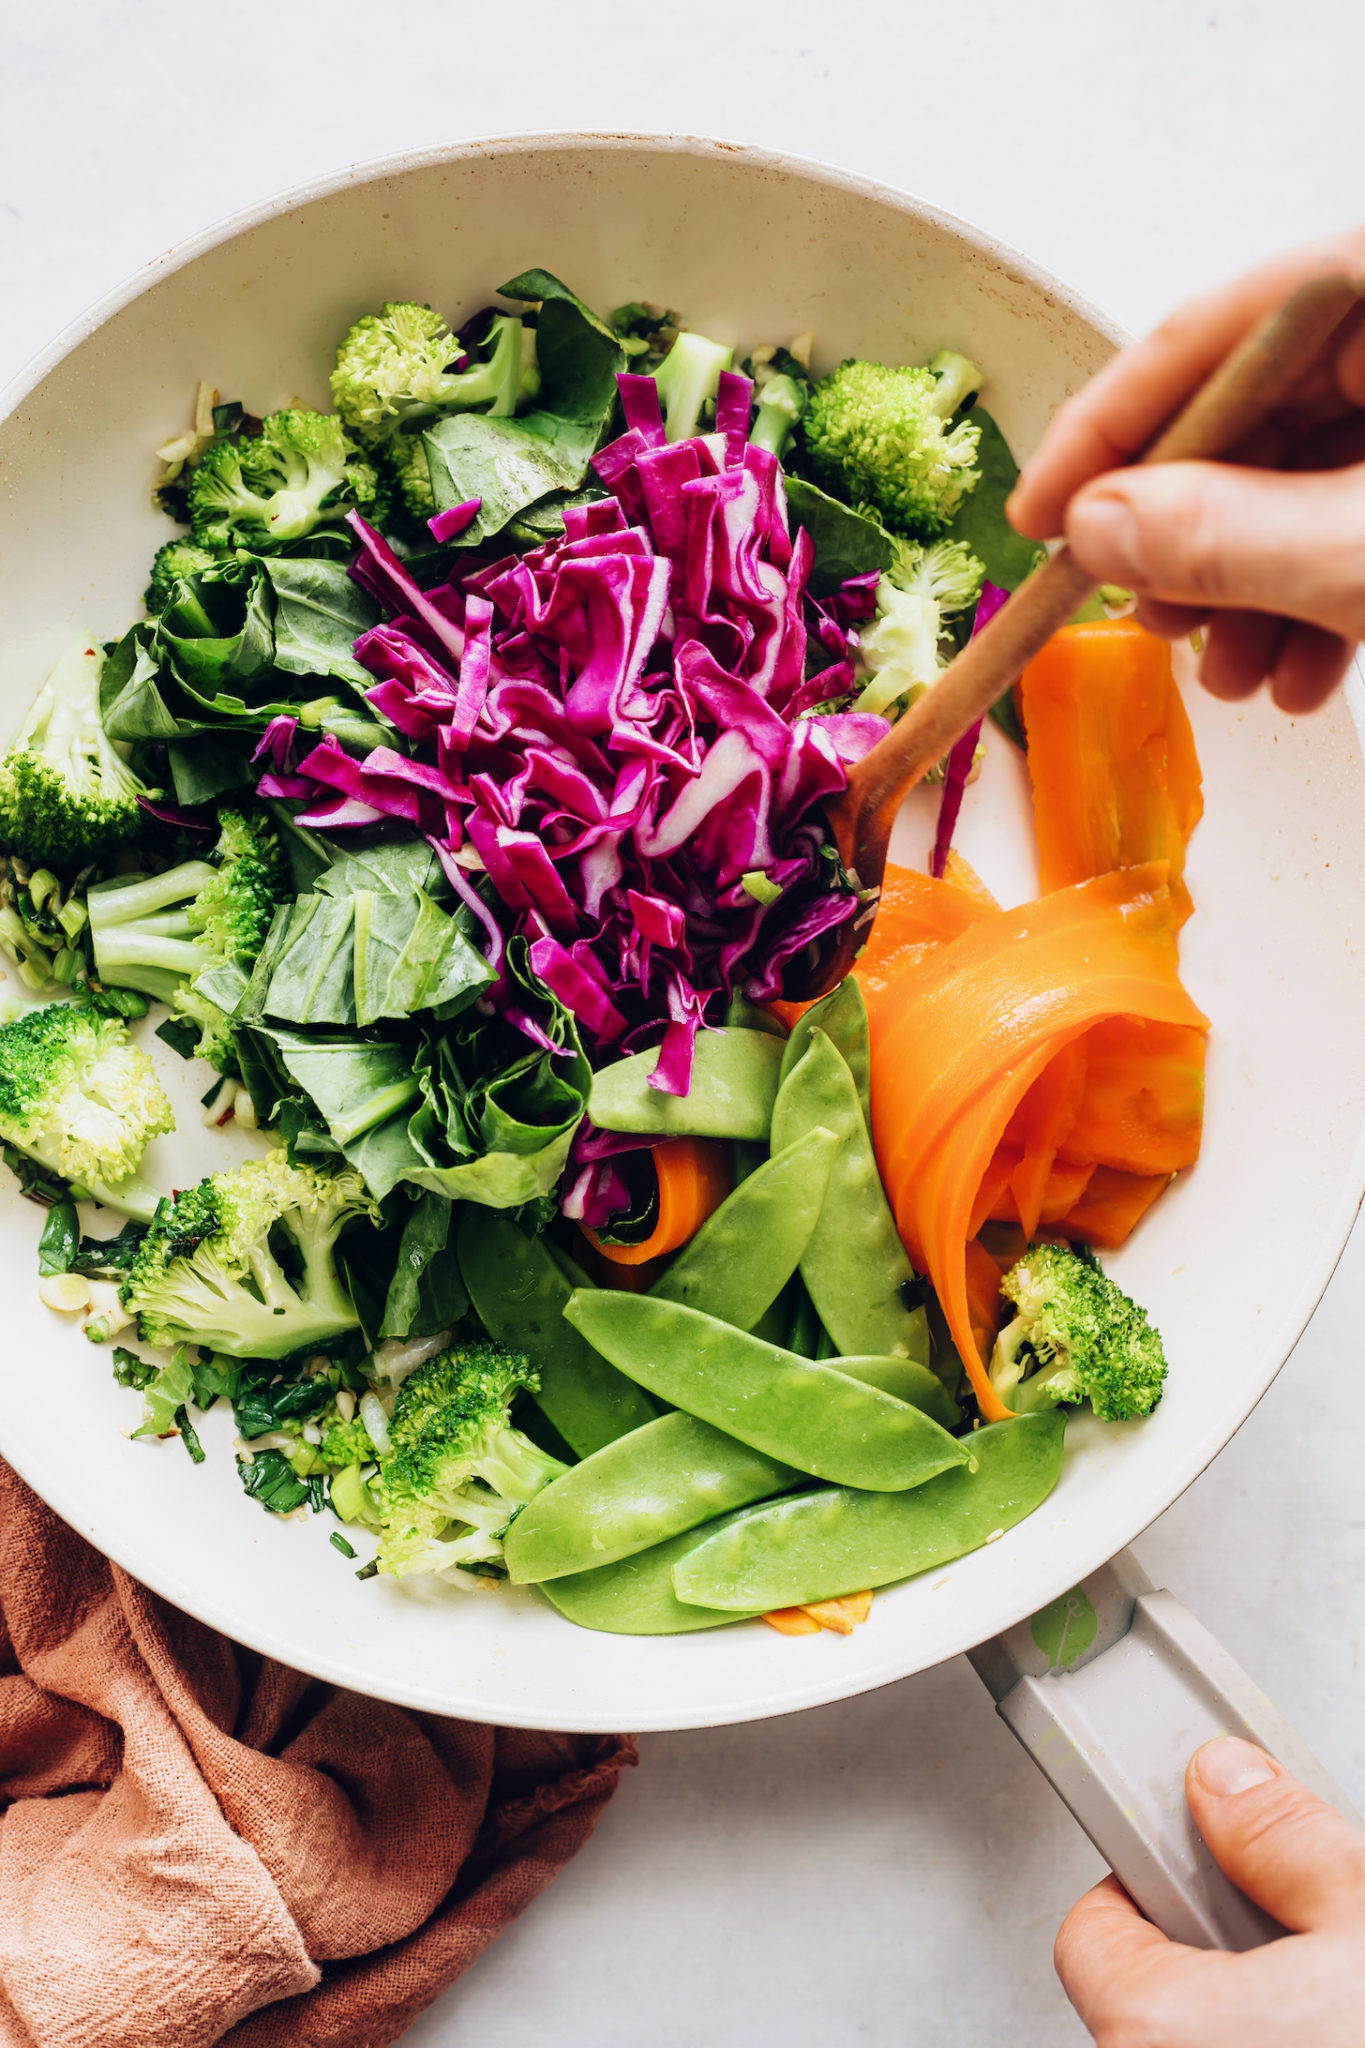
[1065, 461, 1365, 643]
[1186, 1737, 1365, 1933]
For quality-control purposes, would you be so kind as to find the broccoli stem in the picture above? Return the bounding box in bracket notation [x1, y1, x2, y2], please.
[89, 862, 218, 927]
[926, 350, 984, 419]
[65, 1170, 164, 1225]
[654, 331, 735, 441]
[88, 860, 219, 999]
[987, 1312, 1031, 1408]
[749, 374, 805, 458]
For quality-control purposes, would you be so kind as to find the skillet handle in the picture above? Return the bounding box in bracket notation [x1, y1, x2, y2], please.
[968, 1549, 1363, 1950]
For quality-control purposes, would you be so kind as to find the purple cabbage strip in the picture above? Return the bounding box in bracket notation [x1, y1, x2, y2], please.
[428, 498, 482, 543]
[314, 422, 887, 1176]
[616, 374, 667, 447]
[930, 581, 1011, 879]
[136, 793, 215, 836]
[715, 370, 754, 466]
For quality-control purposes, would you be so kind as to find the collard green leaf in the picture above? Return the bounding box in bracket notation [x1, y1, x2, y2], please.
[423, 412, 607, 543]
[37, 1201, 79, 1277]
[261, 1026, 423, 1148]
[263, 558, 380, 687]
[256, 895, 359, 1026]
[167, 733, 255, 804]
[424, 269, 626, 543]
[499, 269, 626, 424]
[783, 476, 896, 595]
[380, 1190, 469, 1340]
[352, 885, 493, 1026]
[102, 631, 180, 741]
[943, 407, 1046, 592]
[157, 560, 276, 689]
[250, 859, 494, 1031]
[314, 840, 448, 901]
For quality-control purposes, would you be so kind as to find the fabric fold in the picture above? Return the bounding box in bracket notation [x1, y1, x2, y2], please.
[0, 1463, 634, 2048]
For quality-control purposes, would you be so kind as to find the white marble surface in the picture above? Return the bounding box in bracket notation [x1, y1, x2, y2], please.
[5, 4, 1365, 2041]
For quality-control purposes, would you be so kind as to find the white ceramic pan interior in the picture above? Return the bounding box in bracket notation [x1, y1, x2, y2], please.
[2, 135, 1363, 1732]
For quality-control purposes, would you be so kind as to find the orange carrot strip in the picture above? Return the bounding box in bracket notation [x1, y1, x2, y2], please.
[802, 1591, 874, 1634]
[941, 849, 1001, 910]
[981, 1153, 1094, 1227]
[964, 1236, 1006, 1362]
[763, 1607, 823, 1636]
[1059, 1017, 1206, 1176]
[1060, 1166, 1173, 1249]
[586, 1137, 732, 1266]
[1007, 1038, 1090, 1240]
[1021, 617, 1204, 923]
[970, 1145, 1021, 1236]
[1039, 1159, 1096, 1224]
[854, 863, 992, 1046]
[869, 867, 1207, 1420]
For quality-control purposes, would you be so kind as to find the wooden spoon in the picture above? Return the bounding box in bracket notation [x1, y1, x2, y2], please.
[785, 270, 1365, 1000]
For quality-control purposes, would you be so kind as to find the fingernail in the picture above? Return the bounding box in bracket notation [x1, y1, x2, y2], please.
[1193, 1737, 1277, 1798]
[1068, 491, 1141, 582]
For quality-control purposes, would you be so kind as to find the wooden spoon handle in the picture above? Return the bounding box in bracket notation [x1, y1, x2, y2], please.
[834, 270, 1365, 872]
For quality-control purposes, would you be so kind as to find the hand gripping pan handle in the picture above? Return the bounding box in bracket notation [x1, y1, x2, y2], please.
[969, 1549, 1363, 1949]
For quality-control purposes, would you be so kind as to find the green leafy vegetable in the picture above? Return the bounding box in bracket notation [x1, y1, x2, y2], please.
[942, 406, 1045, 592]
[423, 270, 625, 544]
[380, 1191, 469, 1340]
[780, 477, 896, 596]
[37, 1200, 79, 1276]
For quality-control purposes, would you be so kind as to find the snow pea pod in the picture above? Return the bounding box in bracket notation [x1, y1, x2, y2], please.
[504, 1348, 952, 1585]
[503, 1411, 799, 1583]
[842, 1353, 960, 1430]
[778, 976, 871, 1127]
[588, 1029, 784, 1140]
[771, 1030, 923, 1360]
[673, 1412, 1066, 1611]
[538, 1525, 754, 1635]
[648, 1126, 838, 1331]
[456, 1209, 657, 1456]
[563, 1291, 968, 1491]
[725, 992, 788, 1038]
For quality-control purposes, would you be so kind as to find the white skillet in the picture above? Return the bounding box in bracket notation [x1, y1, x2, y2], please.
[0, 135, 1360, 1944]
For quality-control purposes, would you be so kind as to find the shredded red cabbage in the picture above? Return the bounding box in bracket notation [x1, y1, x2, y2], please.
[275, 402, 884, 1112]
[428, 498, 482, 543]
[930, 581, 1010, 879]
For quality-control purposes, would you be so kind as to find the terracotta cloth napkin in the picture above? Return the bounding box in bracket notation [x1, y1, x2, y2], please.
[0, 1462, 636, 2047]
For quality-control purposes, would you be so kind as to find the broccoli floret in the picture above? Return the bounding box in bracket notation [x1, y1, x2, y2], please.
[0, 641, 150, 871]
[854, 539, 985, 717]
[611, 301, 682, 368]
[121, 1152, 378, 1359]
[988, 1241, 1168, 1422]
[372, 1341, 567, 1578]
[318, 1412, 379, 1469]
[268, 1405, 378, 1482]
[382, 427, 436, 518]
[185, 409, 383, 550]
[0, 1004, 173, 1220]
[330, 302, 535, 443]
[0, 856, 93, 993]
[652, 329, 735, 441]
[88, 805, 286, 1063]
[804, 350, 984, 538]
[145, 537, 230, 613]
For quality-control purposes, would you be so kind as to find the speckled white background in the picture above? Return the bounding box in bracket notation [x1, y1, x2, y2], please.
[4, 4, 1363, 2041]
